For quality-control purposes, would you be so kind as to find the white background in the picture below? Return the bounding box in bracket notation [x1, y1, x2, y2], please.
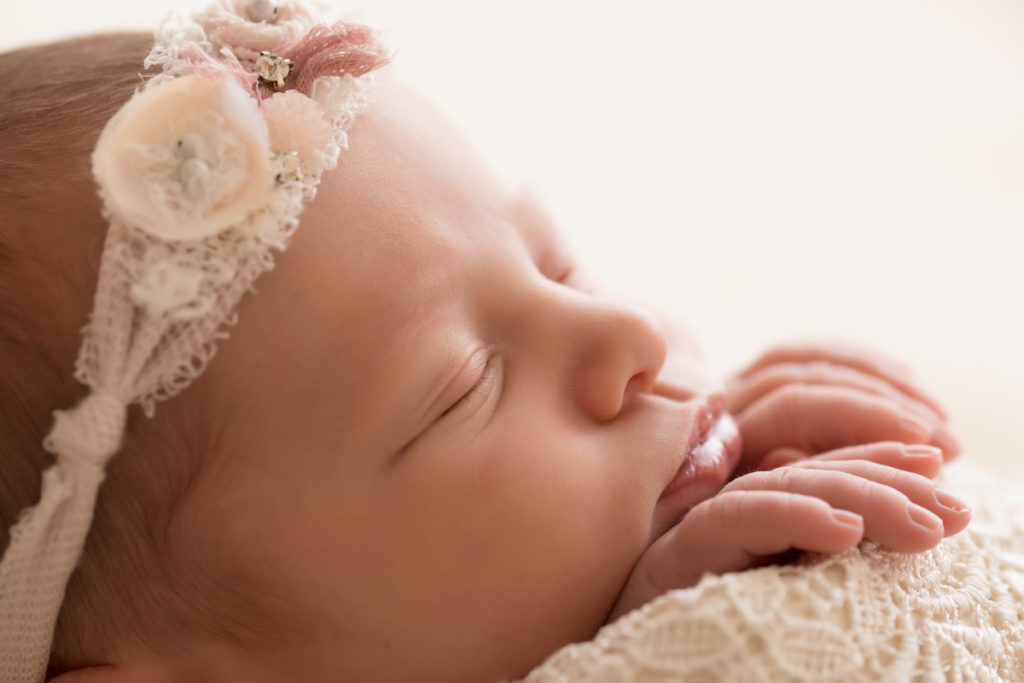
[4, 1, 1022, 478]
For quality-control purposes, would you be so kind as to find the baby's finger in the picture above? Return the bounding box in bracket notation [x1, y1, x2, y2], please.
[679, 490, 863, 565]
[770, 442, 943, 479]
[737, 384, 936, 467]
[727, 361, 942, 424]
[722, 465, 965, 551]
[758, 447, 809, 470]
[608, 490, 862, 620]
[734, 340, 947, 420]
[780, 458, 970, 536]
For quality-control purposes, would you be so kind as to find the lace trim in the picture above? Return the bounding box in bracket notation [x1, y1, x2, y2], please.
[0, 4, 386, 682]
[522, 465, 1024, 682]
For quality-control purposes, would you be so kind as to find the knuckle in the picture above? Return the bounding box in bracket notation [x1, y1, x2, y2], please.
[846, 443, 877, 460]
[721, 470, 771, 493]
[706, 492, 748, 532]
[772, 492, 797, 519]
[890, 470, 932, 496]
[804, 361, 836, 382]
[787, 493, 826, 520]
[773, 466, 803, 493]
[748, 367, 792, 397]
[768, 384, 813, 432]
[852, 475, 895, 505]
[775, 382, 811, 405]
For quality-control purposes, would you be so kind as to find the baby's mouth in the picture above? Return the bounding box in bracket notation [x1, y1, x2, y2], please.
[657, 400, 743, 514]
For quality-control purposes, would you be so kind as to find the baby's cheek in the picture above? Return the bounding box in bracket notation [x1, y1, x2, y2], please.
[370, 444, 608, 673]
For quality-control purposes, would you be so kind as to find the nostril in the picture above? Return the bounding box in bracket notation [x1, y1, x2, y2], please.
[651, 379, 699, 402]
[653, 352, 724, 404]
[569, 298, 670, 423]
[628, 370, 658, 396]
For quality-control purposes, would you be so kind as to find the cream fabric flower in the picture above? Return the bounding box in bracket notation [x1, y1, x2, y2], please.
[92, 75, 273, 241]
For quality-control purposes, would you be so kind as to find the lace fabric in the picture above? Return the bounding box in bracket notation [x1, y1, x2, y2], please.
[0, 3, 384, 681]
[522, 464, 1024, 682]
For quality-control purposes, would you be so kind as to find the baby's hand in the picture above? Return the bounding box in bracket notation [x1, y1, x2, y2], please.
[726, 340, 961, 470]
[607, 442, 970, 622]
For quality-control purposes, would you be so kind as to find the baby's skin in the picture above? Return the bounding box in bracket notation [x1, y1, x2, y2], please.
[60, 75, 969, 683]
[609, 340, 968, 619]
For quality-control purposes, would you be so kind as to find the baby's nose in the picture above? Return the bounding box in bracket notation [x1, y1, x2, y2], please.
[571, 300, 668, 422]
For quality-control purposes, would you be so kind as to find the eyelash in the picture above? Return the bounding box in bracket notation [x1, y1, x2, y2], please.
[441, 354, 500, 420]
[435, 241, 570, 425]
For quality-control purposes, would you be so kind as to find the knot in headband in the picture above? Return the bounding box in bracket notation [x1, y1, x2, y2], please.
[44, 394, 127, 470]
[0, 3, 388, 680]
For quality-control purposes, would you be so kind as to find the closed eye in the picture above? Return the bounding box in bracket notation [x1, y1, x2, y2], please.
[440, 353, 502, 421]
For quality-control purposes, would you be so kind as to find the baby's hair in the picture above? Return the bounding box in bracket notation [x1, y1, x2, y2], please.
[0, 34, 283, 674]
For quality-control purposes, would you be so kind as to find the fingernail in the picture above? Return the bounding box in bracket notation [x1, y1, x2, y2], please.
[935, 489, 971, 513]
[931, 423, 962, 459]
[832, 510, 863, 528]
[907, 505, 943, 532]
[902, 444, 942, 461]
[900, 413, 933, 440]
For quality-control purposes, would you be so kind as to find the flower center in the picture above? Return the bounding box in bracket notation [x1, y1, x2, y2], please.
[247, 0, 279, 23]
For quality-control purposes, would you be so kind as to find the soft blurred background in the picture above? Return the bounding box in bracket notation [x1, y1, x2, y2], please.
[4, 1, 1022, 478]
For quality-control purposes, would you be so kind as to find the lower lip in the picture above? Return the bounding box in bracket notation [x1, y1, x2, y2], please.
[658, 413, 743, 513]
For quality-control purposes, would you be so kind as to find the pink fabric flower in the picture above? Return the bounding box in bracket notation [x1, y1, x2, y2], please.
[195, 0, 318, 57]
[283, 22, 391, 94]
[262, 90, 331, 161]
[180, 42, 260, 98]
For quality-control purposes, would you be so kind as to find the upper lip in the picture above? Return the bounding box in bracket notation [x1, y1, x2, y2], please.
[651, 381, 726, 463]
[634, 384, 728, 502]
[683, 393, 725, 461]
[653, 391, 732, 510]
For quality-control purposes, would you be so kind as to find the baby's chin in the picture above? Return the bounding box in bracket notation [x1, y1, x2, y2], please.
[653, 412, 743, 535]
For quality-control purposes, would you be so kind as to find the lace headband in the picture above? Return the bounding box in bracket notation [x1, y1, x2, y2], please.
[0, 2, 388, 679]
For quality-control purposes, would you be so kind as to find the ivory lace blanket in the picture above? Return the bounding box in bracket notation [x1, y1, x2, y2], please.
[523, 464, 1024, 682]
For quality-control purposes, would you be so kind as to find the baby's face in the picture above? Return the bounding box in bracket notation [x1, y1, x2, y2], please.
[196, 80, 735, 681]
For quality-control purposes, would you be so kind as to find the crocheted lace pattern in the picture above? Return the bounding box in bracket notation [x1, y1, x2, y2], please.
[0, 4, 385, 681]
[523, 464, 1024, 682]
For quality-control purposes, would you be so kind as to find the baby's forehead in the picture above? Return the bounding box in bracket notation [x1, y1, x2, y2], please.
[221, 82, 553, 430]
[295, 82, 556, 290]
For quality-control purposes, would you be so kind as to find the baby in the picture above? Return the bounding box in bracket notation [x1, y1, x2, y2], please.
[0, 5, 970, 682]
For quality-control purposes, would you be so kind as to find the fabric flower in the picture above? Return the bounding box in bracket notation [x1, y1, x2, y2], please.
[129, 244, 235, 319]
[195, 0, 318, 58]
[283, 22, 390, 94]
[92, 75, 273, 241]
[179, 42, 260, 97]
[262, 90, 331, 162]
